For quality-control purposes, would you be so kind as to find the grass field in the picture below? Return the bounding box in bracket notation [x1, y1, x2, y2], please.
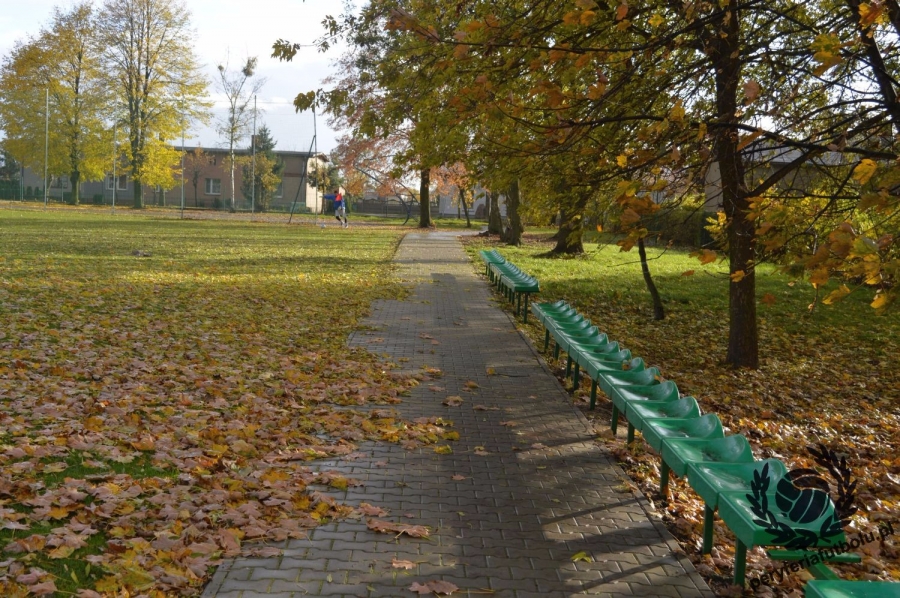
[2, 208, 896, 596]
[465, 232, 900, 595]
[0, 209, 457, 596]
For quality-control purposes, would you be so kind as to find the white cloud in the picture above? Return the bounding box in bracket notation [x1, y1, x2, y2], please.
[0, 0, 347, 152]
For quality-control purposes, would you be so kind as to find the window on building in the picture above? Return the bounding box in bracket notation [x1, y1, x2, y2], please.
[106, 174, 127, 190]
[205, 178, 221, 195]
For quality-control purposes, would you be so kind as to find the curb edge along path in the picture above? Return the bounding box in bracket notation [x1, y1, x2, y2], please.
[204, 231, 713, 598]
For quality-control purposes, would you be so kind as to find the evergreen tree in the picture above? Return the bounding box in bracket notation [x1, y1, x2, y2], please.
[241, 124, 283, 212]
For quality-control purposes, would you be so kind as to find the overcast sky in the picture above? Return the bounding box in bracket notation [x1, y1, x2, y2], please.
[0, 0, 346, 153]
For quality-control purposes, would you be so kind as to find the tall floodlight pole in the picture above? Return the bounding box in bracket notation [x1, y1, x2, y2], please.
[43, 88, 49, 209]
[180, 100, 185, 219]
[313, 103, 319, 224]
[112, 123, 117, 213]
[251, 95, 256, 216]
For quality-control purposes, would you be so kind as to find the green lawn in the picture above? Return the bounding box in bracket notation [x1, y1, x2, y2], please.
[0, 209, 452, 596]
[466, 232, 900, 594]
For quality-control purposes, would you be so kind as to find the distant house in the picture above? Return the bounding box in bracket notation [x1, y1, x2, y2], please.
[704, 144, 845, 209]
[20, 147, 329, 212]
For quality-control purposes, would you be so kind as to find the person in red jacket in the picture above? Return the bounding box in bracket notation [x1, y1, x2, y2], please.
[334, 190, 348, 228]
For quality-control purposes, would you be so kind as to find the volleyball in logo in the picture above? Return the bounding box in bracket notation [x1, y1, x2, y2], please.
[775, 468, 832, 525]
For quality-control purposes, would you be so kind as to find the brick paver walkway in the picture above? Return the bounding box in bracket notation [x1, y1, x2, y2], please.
[203, 231, 713, 597]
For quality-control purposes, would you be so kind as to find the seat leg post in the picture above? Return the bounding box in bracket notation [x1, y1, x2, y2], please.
[611, 406, 619, 434]
[565, 355, 572, 379]
[553, 342, 560, 360]
[572, 363, 580, 391]
[589, 380, 598, 410]
[626, 423, 635, 444]
[660, 460, 670, 496]
[734, 540, 747, 587]
[543, 329, 550, 352]
[702, 505, 714, 554]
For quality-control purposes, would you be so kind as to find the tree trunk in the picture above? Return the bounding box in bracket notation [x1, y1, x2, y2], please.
[488, 189, 503, 234]
[458, 187, 471, 228]
[638, 237, 665, 320]
[133, 181, 143, 209]
[418, 168, 432, 228]
[228, 141, 236, 211]
[710, 0, 758, 368]
[502, 179, 524, 246]
[551, 185, 587, 254]
[847, 0, 900, 135]
[69, 169, 81, 205]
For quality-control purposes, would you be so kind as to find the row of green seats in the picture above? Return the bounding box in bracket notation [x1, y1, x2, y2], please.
[479, 249, 539, 322]
[530, 300, 887, 591]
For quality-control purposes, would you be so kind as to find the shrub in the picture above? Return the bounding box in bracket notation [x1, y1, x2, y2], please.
[93, 194, 105, 205]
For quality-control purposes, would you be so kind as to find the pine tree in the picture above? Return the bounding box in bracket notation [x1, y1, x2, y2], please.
[241, 125, 283, 212]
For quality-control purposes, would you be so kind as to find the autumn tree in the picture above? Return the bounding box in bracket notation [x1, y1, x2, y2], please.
[0, 3, 111, 205]
[216, 55, 266, 211]
[95, 0, 209, 209]
[274, 4, 445, 228]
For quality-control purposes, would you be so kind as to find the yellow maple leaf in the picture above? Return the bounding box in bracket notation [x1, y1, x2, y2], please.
[48, 545, 76, 559]
[434, 445, 453, 454]
[730, 270, 746, 283]
[47, 506, 71, 519]
[571, 550, 593, 562]
[648, 13, 664, 27]
[130, 437, 155, 451]
[616, 154, 628, 168]
[809, 268, 831, 288]
[668, 102, 685, 123]
[852, 159, 878, 185]
[620, 208, 642, 226]
[823, 285, 851, 305]
[697, 249, 717, 265]
[872, 292, 891, 309]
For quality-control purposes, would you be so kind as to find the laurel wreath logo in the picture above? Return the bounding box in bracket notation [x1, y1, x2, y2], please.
[748, 443, 857, 549]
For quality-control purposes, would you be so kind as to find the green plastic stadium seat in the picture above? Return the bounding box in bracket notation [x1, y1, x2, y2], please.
[641, 413, 724, 453]
[805, 581, 900, 598]
[687, 458, 786, 554]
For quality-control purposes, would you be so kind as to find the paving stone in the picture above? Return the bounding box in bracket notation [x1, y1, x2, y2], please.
[202, 231, 713, 598]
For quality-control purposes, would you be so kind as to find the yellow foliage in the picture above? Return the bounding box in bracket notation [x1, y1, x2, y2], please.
[695, 249, 717, 265]
[823, 285, 851, 305]
[620, 208, 642, 226]
[872, 292, 891, 309]
[852, 159, 878, 185]
[668, 101, 685, 122]
[809, 268, 830, 288]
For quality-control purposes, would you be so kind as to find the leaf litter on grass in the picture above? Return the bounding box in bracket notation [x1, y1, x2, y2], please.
[464, 235, 900, 596]
[0, 212, 456, 596]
